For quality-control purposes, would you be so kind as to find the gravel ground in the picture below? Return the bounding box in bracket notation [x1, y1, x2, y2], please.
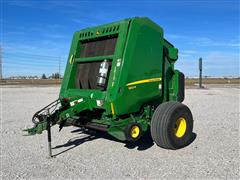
[0, 86, 239, 179]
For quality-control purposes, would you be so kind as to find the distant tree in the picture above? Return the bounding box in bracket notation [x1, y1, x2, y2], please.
[42, 74, 47, 79]
[50, 73, 60, 79]
[55, 73, 60, 79]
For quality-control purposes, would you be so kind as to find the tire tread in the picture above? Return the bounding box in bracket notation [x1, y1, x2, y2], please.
[151, 101, 193, 149]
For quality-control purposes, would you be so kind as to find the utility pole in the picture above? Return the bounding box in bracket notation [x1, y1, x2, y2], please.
[199, 57, 203, 88]
[58, 57, 61, 79]
[0, 46, 2, 79]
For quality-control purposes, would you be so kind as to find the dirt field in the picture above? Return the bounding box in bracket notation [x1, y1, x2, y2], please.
[0, 85, 239, 179]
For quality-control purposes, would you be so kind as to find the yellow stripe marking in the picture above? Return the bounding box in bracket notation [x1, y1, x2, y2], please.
[110, 103, 115, 115]
[69, 54, 74, 64]
[126, 77, 161, 86]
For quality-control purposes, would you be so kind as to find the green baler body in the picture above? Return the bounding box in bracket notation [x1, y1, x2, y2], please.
[27, 17, 184, 141]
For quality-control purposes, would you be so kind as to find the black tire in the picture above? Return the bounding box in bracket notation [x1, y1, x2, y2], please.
[125, 122, 142, 142]
[150, 101, 193, 149]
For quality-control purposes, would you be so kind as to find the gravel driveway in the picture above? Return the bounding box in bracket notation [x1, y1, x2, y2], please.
[1, 86, 239, 179]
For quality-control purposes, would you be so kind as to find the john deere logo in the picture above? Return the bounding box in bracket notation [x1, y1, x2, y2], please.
[96, 31, 100, 35]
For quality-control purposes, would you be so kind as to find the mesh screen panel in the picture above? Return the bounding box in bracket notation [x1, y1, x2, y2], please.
[75, 61, 112, 90]
[80, 37, 118, 57]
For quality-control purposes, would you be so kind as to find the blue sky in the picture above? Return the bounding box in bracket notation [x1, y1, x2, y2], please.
[1, 0, 239, 77]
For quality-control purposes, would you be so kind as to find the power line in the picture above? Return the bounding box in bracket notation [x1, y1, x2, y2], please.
[3, 51, 66, 59]
[1, 50, 68, 77]
[4, 62, 64, 66]
[2, 59, 65, 67]
[0, 46, 2, 79]
[3, 55, 66, 63]
[58, 57, 61, 79]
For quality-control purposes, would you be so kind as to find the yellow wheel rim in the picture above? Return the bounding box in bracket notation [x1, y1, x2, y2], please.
[130, 125, 140, 138]
[174, 117, 187, 138]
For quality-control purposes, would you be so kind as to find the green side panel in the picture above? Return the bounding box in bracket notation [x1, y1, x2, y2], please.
[168, 47, 178, 60]
[113, 18, 164, 115]
[169, 70, 184, 102]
